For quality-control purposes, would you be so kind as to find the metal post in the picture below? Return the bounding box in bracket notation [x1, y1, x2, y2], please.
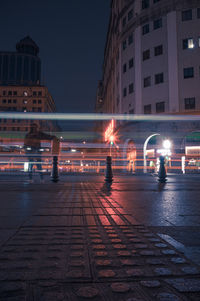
[158, 155, 167, 183]
[51, 156, 59, 183]
[105, 156, 113, 183]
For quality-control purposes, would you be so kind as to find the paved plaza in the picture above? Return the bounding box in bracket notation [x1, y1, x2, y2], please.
[0, 174, 200, 300]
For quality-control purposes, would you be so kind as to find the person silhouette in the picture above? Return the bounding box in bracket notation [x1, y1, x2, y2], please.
[24, 123, 59, 182]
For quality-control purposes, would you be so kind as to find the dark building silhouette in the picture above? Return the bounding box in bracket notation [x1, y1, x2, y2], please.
[0, 36, 41, 86]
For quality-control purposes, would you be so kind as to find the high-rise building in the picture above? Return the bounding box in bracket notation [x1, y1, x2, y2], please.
[97, 0, 200, 116]
[0, 37, 57, 132]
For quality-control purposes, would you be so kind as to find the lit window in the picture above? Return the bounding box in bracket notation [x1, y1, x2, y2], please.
[183, 38, 194, 49]
[183, 67, 194, 79]
[142, 24, 149, 35]
[153, 18, 162, 30]
[156, 101, 165, 113]
[155, 73, 164, 84]
[182, 9, 192, 21]
[185, 97, 195, 110]
[23, 91, 28, 96]
[23, 99, 28, 104]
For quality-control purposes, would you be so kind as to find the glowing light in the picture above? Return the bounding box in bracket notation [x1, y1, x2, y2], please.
[163, 140, 171, 149]
[71, 149, 77, 152]
[0, 112, 200, 122]
[188, 39, 194, 49]
[105, 119, 115, 142]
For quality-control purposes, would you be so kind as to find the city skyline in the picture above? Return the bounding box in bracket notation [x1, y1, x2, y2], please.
[0, 0, 110, 113]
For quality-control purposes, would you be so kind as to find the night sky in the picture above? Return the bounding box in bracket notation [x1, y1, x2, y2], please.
[0, 0, 110, 114]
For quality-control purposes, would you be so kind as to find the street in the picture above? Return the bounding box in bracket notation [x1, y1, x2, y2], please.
[0, 174, 200, 300]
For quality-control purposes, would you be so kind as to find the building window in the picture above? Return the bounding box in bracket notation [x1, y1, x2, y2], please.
[142, 24, 149, 35]
[197, 8, 200, 18]
[13, 99, 17, 104]
[33, 99, 36, 104]
[3, 99, 6, 103]
[128, 9, 133, 21]
[123, 64, 127, 73]
[128, 34, 133, 45]
[156, 101, 165, 113]
[153, 0, 160, 3]
[129, 58, 134, 69]
[185, 97, 195, 110]
[198, 37, 200, 47]
[33, 91, 37, 96]
[23, 99, 28, 104]
[183, 38, 194, 49]
[153, 18, 162, 30]
[129, 109, 134, 114]
[182, 9, 192, 21]
[183, 67, 194, 78]
[122, 40, 127, 50]
[3, 91, 6, 96]
[142, 0, 149, 9]
[144, 76, 151, 87]
[38, 91, 42, 96]
[129, 83, 134, 94]
[155, 73, 164, 84]
[38, 108, 42, 112]
[144, 104, 151, 114]
[154, 45, 163, 56]
[123, 88, 127, 97]
[13, 91, 17, 96]
[8, 91, 12, 96]
[143, 49, 150, 61]
[122, 17, 126, 27]
[23, 91, 28, 96]
[8, 99, 11, 104]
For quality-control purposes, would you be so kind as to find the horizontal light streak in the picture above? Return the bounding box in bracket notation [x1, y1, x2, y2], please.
[0, 112, 200, 121]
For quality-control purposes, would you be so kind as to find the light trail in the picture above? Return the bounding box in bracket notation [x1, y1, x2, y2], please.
[0, 112, 200, 121]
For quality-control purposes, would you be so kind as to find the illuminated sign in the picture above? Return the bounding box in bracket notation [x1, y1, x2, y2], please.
[186, 146, 200, 156]
[105, 119, 115, 142]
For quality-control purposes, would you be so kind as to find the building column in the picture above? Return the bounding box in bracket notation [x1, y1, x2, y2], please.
[134, 26, 142, 114]
[167, 11, 179, 112]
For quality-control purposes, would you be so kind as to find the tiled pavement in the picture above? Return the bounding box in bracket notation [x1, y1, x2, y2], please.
[0, 180, 200, 300]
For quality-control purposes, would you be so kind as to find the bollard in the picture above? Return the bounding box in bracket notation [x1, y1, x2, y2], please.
[105, 156, 113, 183]
[51, 156, 59, 183]
[158, 155, 167, 183]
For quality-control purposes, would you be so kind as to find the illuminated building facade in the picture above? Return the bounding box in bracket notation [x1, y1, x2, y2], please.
[0, 37, 57, 132]
[97, 0, 200, 115]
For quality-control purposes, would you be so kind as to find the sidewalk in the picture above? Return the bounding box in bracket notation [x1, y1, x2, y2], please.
[0, 174, 200, 300]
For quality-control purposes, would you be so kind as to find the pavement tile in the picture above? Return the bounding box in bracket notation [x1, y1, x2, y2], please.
[165, 278, 200, 292]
